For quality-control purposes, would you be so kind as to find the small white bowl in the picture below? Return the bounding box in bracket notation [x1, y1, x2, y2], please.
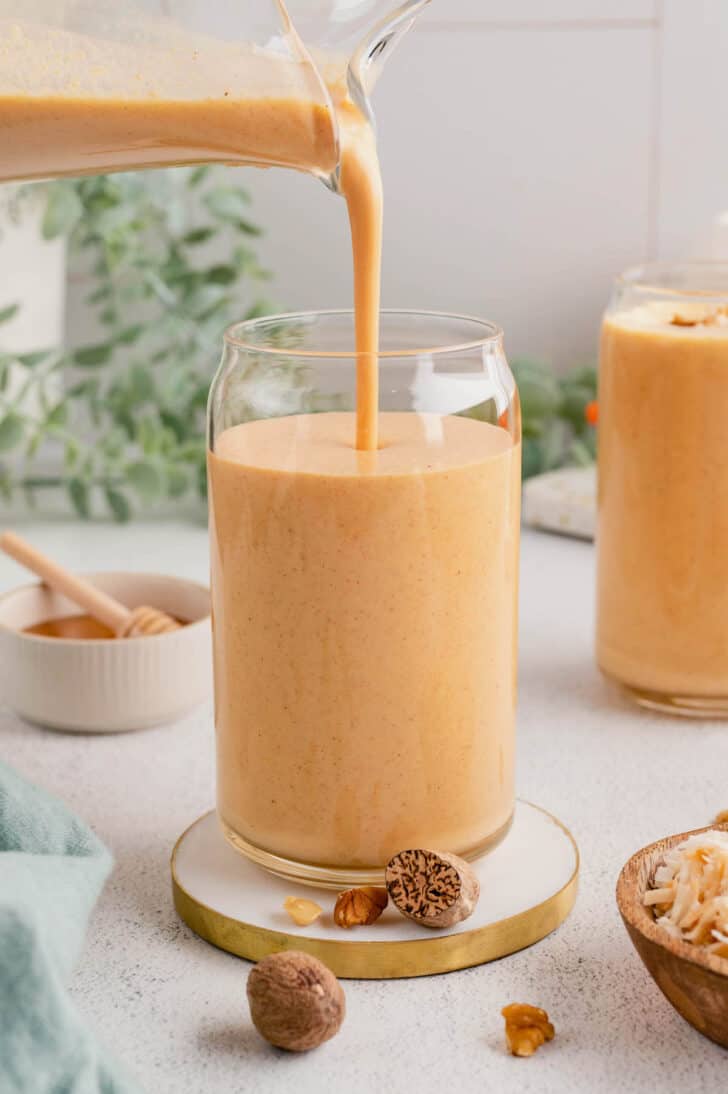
[0, 572, 211, 732]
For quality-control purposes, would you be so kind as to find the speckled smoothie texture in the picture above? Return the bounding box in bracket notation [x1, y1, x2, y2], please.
[597, 306, 728, 698]
[0, 17, 338, 180]
[208, 411, 520, 868]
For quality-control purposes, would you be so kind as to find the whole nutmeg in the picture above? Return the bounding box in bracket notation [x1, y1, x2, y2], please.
[247, 950, 345, 1052]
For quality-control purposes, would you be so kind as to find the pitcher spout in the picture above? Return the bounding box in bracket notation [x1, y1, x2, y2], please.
[347, 0, 431, 122]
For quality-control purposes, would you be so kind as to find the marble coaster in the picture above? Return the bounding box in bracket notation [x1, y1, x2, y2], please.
[171, 800, 579, 979]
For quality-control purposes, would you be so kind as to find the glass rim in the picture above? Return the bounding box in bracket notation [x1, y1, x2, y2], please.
[223, 308, 504, 360]
[617, 261, 728, 299]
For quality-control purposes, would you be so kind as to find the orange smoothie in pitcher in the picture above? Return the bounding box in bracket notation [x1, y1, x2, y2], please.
[0, 19, 338, 179]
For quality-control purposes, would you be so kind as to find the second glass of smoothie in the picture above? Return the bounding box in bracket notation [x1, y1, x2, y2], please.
[208, 310, 521, 884]
[597, 263, 728, 716]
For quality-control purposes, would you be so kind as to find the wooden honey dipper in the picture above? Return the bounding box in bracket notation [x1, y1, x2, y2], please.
[0, 531, 181, 637]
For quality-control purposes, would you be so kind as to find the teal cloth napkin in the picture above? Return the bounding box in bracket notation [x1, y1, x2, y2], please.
[0, 761, 140, 1094]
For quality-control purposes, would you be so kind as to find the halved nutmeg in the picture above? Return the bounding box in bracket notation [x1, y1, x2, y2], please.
[385, 848, 480, 929]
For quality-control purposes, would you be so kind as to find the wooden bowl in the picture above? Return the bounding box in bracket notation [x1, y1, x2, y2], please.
[616, 824, 728, 1048]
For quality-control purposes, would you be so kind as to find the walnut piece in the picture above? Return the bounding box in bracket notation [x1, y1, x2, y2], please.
[385, 848, 480, 928]
[247, 951, 345, 1052]
[501, 1003, 555, 1058]
[283, 897, 323, 927]
[334, 886, 388, 928]
[714, 809, 728, 826]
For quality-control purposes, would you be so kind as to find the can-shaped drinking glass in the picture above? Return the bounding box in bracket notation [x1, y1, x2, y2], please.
[208, 309, 521, 883]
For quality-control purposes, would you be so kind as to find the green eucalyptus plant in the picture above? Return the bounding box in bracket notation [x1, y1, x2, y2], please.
[0, 166, 272, 520]
[512, 359, 597, 479]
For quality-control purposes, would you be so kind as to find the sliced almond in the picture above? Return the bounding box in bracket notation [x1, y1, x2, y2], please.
[283, 897, 323, 927]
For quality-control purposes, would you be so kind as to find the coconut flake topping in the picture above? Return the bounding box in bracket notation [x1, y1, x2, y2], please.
[644, 829, 728, 956]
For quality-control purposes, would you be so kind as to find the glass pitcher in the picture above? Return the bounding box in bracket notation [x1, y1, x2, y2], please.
[0, 0, 428, 185]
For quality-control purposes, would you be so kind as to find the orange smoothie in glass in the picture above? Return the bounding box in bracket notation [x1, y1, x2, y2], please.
[209, 411, 520, 873]
[597, 274, 728, 714]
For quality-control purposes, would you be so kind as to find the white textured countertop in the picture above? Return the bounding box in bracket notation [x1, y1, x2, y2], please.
[2, 521, 727, 1094]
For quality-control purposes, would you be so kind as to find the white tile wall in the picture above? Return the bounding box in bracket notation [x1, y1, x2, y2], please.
[656, 0, 728, 260]
[420, 1, 657, 27]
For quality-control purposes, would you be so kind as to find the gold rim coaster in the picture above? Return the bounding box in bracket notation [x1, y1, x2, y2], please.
[171, 800, 579, 980]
